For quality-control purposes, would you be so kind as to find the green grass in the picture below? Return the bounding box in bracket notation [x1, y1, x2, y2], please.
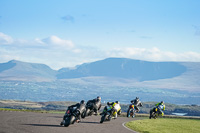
[0, 108, 65, 114]
[125, 118, 200, 133]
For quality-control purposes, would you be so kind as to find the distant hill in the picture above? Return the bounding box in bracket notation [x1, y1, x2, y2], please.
[56, 58, 200, 91]
[57, 58, 187, 81]
[0, 60, 56, 81]
[0, 58, 200, 105]
[0, 58, 200, 91]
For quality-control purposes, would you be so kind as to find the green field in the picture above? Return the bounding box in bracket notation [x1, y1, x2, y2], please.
[0, 108, 65, 114]
[125, 118, 200, 133]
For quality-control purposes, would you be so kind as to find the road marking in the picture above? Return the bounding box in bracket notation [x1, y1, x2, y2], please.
[122, 122, 138, 133]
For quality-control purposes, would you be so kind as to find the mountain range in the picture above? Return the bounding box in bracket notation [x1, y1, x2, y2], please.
[0, 58, 200, 91]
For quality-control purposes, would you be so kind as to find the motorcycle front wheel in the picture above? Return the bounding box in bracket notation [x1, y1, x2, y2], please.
[100, 114, 106, 123]
[64, 117, 71, 127]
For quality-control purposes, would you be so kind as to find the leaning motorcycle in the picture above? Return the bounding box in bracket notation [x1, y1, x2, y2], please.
[149, 107, 160, 119]
[100, 104, 121, 123]
[127, 104, 136, 118]
[149, 104, 164, 119]
[82, 102, 94, 118]
[61, 107, 80, 127]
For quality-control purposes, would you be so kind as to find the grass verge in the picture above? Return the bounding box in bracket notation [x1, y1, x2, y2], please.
[0, 108, 65, 114]
[125, 118, 200, 133]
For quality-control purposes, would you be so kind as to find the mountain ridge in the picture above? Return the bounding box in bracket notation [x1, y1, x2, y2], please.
[56, 58, 187, 81]
[0, 59, 56, 81]
[0, 58, 200, 105]
[0, 58, 200, 91]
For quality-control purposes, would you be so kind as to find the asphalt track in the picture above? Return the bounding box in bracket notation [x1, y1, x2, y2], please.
[0, 111, 138, 133]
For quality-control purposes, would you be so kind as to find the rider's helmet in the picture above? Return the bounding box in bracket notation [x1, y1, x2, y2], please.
[97, 96, 101, 100]
[161, 101, 164, 104]
[115, 101, 120, 104]
[136, 97, 139, 102]
[80, 100, 85, 104]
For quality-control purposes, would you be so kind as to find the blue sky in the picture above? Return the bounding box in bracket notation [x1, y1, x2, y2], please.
[0, 0, 200, 69]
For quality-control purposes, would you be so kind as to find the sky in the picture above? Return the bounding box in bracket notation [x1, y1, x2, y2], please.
[0, 0, 200, 70]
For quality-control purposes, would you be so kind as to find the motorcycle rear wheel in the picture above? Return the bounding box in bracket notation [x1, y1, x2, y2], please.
[70, 116, 76, 124]
[152, 112, 157, 119]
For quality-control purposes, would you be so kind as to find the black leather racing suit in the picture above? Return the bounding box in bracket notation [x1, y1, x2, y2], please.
[86, 98, 101, 114]
[63, 102, 86, 120]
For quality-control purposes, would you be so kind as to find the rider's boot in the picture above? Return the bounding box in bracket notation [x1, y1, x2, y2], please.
[114, 113, 117, 119]
[127, 112, 130, 118]
[60, 120, 64, 126]
[94, 110, 98, 116]
[76, 119, 81, 123]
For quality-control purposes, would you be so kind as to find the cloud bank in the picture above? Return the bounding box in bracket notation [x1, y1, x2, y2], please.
[109, 47, 200, 62]
[0, 32, 14, 44]
[0, 32, 200, 70]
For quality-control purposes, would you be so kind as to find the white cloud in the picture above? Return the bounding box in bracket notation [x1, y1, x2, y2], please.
[0, 32, 14, 44]
[0, 32, 200, 70]
[72, 49, 82, 53]
[178, 52, 200, 61]
[107, 47, 200, 62]
[0, 33, 78, 69]
[42, 35, 74, 49]
[34, 38, 45, 44]
[0, 33, 75, 49]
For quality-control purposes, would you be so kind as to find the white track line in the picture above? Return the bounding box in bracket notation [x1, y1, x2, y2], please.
[122, 122, 138, 133]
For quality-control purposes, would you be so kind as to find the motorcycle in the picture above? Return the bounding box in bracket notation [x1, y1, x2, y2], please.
[127, 104, 136, 118]
[149, 107, 162, 119]
[61, 107, 81, 127]
[149, 104, 165, 119]
[82, 102, 95, 118]
[100, 104, 121, 123]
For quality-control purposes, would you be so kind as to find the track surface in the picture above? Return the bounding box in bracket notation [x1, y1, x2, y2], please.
[0, 111, 138, 133]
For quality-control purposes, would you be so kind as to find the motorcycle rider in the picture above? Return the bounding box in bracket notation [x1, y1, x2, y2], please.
[149, 101, 165, 119]
[60, 100, 86, 125]
[102, 101, 121, 119]
[155, 101, 165, 116]
[129, 97, 143, 112]
[86, 96, 101, 115]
